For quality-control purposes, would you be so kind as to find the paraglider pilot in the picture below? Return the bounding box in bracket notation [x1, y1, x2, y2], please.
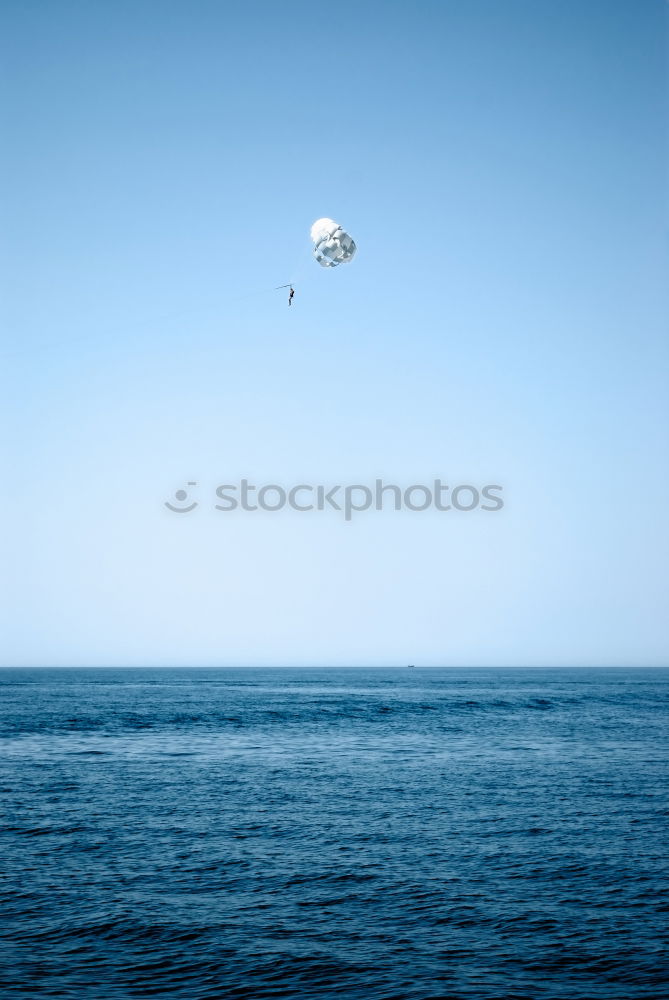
[288, 286, 295, 306]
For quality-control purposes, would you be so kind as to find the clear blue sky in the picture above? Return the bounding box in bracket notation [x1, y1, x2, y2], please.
[2, 0, 667, 666]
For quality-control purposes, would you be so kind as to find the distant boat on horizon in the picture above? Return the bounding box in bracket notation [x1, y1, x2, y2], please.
[407, 664, 415, 669]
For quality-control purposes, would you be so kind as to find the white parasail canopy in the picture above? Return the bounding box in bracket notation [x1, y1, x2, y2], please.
[310, 217, 356, 268]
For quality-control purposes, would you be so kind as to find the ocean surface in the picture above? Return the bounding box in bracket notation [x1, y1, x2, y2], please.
[1, 667, 667, 999]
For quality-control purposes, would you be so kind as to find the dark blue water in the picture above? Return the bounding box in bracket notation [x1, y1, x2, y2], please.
[1, 668, 667, 999]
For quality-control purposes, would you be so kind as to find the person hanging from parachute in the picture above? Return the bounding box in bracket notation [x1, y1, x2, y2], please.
[275, 283, 296, 306]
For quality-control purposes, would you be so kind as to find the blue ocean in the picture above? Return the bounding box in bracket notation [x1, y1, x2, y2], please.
[1, 668, 667, 999]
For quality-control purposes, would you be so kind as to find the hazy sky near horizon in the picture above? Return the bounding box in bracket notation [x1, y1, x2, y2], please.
[2, 0, 667, 667]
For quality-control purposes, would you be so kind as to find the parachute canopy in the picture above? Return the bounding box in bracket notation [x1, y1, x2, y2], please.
[310, 217, 357, 268]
